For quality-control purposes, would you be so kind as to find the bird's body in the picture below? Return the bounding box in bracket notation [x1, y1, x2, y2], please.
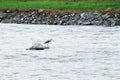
[44, 39, 53, 44]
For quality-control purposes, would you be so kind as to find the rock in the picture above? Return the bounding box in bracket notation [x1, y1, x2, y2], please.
[105, 8, 112, 12]
[6, 10, 11, 13]
[28, 42, 49, 50]
[0, 10, 119, 26]
[91, 20, 103, 26]
[81, 21, 91, 25]
[103, 18, 117, 27]
[0, 12, 7, 19]
[79, 12, 93, 25]
[102, 14, 110, 19]
[38, 9, 44, 13]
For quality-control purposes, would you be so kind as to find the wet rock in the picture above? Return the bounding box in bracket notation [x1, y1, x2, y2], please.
[28, 43, 49, 50]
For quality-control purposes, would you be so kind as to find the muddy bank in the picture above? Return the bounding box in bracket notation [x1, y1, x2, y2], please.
[0, 9, 120, 26]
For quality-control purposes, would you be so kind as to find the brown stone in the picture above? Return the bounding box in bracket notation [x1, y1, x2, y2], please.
[38, 9, 44, 13]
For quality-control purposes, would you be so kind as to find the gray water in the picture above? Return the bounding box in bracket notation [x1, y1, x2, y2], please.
[0, 23, 120, 80]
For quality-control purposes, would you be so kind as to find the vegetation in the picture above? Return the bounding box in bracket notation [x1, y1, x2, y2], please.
[0, 0, 120, 10]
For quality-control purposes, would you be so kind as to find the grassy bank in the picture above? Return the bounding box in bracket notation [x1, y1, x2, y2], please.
[0, 0, 120, 10]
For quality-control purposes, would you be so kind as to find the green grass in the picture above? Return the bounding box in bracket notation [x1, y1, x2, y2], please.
[0, 0, 120, 10]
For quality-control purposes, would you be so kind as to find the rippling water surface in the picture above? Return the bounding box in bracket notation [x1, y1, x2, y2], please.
[0, 23, 120, 80]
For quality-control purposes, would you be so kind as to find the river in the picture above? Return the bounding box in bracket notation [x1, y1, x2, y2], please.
[0, 23, 120, 80]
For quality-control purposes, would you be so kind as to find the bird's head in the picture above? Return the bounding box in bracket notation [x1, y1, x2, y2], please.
[50, 39, 54, 42]
[44, 39, 54, 44]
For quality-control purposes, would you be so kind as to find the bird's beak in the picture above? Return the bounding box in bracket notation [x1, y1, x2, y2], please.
[52, 39, 54, 42]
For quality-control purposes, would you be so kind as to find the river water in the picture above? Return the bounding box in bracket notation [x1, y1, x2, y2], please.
[0, 23, 120, 80]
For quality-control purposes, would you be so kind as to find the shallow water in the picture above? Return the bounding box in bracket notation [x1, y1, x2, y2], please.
[0, 23, 120, 80]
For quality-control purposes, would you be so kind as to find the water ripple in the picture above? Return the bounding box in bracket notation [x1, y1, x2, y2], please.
[0, 24, 120, 80]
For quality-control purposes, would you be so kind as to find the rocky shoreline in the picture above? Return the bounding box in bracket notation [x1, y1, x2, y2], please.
[0, 9, 120, 26]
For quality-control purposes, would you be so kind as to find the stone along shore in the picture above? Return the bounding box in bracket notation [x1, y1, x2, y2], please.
[0, 9, 120, 26]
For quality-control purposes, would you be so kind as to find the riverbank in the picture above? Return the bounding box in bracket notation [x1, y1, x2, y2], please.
[0, 9, 120, 26]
